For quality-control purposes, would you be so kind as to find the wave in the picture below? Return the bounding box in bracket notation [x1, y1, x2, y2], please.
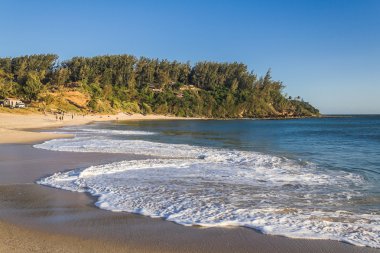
[34, 127, 380, 248]
[59, 125, 157, 136]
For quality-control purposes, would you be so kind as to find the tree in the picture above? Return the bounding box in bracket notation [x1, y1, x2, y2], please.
[24, 72, 43, 101]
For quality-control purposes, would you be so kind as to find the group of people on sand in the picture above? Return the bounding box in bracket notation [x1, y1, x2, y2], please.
[55, 112, 75, 121]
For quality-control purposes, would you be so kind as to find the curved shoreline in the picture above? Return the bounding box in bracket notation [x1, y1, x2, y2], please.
[0, 119, 379, 252]
[0, 112, 192, 144]
[0, 111, 321, 145]
[0, 144, 378, 253]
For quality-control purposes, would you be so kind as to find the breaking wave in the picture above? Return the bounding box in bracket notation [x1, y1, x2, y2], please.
[35, 126, 380, 248]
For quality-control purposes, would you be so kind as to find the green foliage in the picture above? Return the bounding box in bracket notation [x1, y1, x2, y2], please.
[122, 101, 140, 113]
[141, 102, 152, 114]
[0, 54, 319, 117]
[41, 93, 55, 105]
[24, 72, 43, 101]
[0, 69, 19, 98]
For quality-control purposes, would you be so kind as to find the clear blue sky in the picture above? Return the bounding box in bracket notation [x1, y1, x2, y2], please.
[1, 0, 379, 114]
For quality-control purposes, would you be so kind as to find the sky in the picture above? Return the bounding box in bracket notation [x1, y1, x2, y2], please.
[1, 0, 379, 114]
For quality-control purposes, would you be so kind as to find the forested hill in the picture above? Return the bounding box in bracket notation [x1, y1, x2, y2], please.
[0, 54, 319, 118]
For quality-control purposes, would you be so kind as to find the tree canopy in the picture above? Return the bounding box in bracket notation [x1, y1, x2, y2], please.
[0, 54, 319, 118]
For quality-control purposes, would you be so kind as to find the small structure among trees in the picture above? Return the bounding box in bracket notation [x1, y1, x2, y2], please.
[3, 98, 25, 108]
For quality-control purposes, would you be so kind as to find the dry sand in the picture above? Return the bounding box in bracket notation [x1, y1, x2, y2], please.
[0, 112, 185, 144]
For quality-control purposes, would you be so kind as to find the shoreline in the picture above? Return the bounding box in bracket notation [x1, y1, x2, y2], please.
[0, 144, 378, 253]
[0, 111, 321, 144]
[0, 111, 316, 144]
[0, 114, 379, 252]
[0, 112, 193, 144]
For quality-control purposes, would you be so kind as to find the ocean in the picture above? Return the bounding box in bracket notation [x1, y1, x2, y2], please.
[34, 116, 380, 248]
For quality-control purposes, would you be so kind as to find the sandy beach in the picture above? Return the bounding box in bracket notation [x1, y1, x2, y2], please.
[0, 113, 379, 253]
[2, 0, 379, 250]
[0, 112, 186, 144]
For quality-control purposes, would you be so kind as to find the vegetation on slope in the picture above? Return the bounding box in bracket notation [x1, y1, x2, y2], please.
[0, 54, 319, 118]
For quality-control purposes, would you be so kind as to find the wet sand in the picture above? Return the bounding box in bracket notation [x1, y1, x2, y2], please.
[0, 144, 379, 253]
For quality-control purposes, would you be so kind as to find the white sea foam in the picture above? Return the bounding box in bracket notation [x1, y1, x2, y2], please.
[59, 125, 156, 136]
[82, 128, 156, 136]
[35, 127, 380, 248]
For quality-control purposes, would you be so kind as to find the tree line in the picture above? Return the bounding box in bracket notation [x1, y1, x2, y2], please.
[0, 54, 319, 118]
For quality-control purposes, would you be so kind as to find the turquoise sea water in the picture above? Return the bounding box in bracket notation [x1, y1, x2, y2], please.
[35, 116, 380, 247]
[122, 116, 380, 186]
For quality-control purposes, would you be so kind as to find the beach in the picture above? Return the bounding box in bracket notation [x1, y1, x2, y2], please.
[0, 113, 379, 253]
[0, 112, 189, 144]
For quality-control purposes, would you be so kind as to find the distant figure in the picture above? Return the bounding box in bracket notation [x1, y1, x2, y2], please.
[56, 115, 58, 121]
[72, 114, 74, 119]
